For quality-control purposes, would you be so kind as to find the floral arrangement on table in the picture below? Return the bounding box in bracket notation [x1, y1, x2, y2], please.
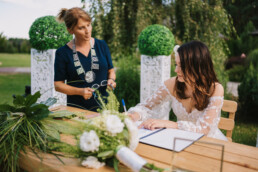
[138, 24, 175, 56]
[0, 91, 165, 172]
[29, 15, 72, 51]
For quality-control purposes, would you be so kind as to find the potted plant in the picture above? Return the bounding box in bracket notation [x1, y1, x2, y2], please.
[29, 15, 72, 106]
[138, 24, 175, 119]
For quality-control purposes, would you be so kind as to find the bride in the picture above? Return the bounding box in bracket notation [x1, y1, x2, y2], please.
[128, 40, 227, 141]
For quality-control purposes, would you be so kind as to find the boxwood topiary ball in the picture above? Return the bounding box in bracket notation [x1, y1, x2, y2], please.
[138, 24, 175, 56]
[29, 16, 72, 51]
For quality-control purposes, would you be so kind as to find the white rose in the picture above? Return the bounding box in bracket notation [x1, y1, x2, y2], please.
[105, 115, 124, 135]
[80, 130, 100, 152]
[124, 118, 139, 150]
[81, 156, 105, 169]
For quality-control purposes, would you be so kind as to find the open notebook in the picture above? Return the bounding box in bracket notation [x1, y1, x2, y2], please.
[137, 122, 204, 152]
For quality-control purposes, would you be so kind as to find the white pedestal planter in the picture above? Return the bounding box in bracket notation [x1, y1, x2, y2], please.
[31, 48, 66, 107]
[140, 55, 171, 120]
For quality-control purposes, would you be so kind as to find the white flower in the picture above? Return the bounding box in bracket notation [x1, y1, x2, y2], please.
[81, 156, 105, 169]
[105, 115, 124, 135]
[125, 118, 139, 150]
[173, 45, 180, 55]
[102, 110, 112, 116]
[80, 130, 100, 152]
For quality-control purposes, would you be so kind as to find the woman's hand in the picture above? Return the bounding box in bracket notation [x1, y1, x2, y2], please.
[107, 78, 116, 90]
[128, 112, 141, 122]
[81, 87, 95, 100]
[138, 119, 178, 130]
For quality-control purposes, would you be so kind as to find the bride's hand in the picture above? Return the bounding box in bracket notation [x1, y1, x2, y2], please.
[138, 119, 177, 130]
[127, 112, 141, 122]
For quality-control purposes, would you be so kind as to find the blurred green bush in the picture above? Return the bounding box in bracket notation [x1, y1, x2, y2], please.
[138, 24, 175, 56]
[227, 65, 246, 82]
[246, 49, 258, 70]
[29, 16, 72, 51]
[114, 56, 140, 112]
[237, 63, 258, 122]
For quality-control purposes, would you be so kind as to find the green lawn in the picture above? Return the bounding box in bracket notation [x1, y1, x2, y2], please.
[232, 122, 258, 146]
[0, 53, 30, 67]
[0, 74, 30, 104]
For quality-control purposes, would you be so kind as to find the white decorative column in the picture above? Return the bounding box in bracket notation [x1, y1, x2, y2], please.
[31, 48, 66, 107]
[140, 55, 171, 120]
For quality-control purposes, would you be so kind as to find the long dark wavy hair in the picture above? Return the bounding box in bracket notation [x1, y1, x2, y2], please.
[174, 40, 219, 111]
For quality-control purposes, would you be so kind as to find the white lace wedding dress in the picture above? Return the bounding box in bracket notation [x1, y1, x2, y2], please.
[128, 83, 228, 141]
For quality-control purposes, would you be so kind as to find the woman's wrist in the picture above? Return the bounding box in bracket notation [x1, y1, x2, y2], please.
[108, 78, 116, 82]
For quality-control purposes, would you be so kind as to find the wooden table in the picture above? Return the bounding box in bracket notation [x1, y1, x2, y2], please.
[19, 106, 258, 172]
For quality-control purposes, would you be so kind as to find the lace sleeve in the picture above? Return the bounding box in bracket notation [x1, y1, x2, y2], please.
[128, 83, 173, 121]
[177, 97, 224, 135]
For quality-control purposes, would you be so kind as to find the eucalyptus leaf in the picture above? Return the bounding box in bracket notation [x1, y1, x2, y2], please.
[97, 150, 114, 158]
[50, 110, 77, 119]
[122, 129, 129, 139]
[42, 123, 60, 140]
[40, 97, 57, 107]
[41, 118, 82, 135]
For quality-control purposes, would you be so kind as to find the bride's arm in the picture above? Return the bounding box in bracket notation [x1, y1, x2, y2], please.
[128, 78, 175, 121]
[177, 84, 224, 135]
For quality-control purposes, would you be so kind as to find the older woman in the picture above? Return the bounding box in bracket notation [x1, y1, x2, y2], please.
[128, 40, 227, 141]
[54, 7, 116, 111]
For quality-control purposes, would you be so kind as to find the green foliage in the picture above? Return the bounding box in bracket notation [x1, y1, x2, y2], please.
[246, 48, 258, 69]
[29, 16, 72, 51]
[175, 0, 234, 89]
[114, 56, 140, 112]
[88, 0, 175, 57]
[0, 33, 31, 54]
[223, 0, 258, 34]
[237, 63, 258, 122]
[227, 65, 246, 82]
[0, 92, 57, 172]
[227, 21, 258, 56]
[138, 24, 175, 56]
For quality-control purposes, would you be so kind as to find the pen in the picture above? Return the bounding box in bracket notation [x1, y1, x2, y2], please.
[122, 99, 127, 112]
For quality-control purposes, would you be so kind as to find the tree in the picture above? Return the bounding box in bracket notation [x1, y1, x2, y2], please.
[0, 32, 8, 52]
[223, 0, 258, 34]
[84, 0, 174, 57]
[175, 0, 235, 87]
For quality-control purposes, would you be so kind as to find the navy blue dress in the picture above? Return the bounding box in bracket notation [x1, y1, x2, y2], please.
[54, 38, 113, 111]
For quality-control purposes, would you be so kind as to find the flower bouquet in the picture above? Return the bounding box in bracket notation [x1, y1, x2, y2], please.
[47, 90, 165, 172]
[0, 90, 165, 172]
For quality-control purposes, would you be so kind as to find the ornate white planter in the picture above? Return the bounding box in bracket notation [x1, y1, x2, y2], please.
[140, 55, 171, 120]
[31, 48, 66, 107]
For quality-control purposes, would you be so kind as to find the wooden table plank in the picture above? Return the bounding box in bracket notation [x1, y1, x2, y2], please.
[173, 151, 257, 172]
[184, 144, 258, 171]
[19, 150, 114, 172]
[198, 137, 258, 160]
[135, 143, 173, 165]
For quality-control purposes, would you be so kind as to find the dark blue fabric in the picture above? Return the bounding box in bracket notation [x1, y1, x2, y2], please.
[54, 38, 113, 111]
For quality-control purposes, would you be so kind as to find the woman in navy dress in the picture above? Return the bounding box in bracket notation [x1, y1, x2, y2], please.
[55, 7, 116, 111]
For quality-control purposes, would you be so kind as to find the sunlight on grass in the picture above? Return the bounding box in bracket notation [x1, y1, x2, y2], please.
[0, 53, 30, 67]
[0, 74, 30, 104]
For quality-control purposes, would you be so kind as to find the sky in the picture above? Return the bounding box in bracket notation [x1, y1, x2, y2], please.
[0, 0, 85, 39]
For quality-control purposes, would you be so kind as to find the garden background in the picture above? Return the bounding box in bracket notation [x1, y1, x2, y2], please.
[0, 0, 257, 146]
